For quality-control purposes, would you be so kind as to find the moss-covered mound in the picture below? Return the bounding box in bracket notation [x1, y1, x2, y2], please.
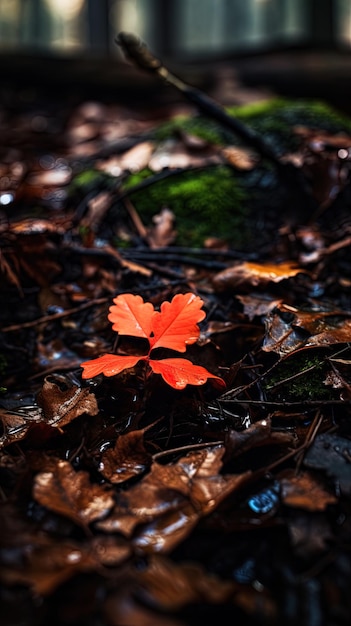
[123, 165, 248, 248]
[121, 98, 351, 247]
[156, 97, 351, 154]
[71, 98, 351, 249]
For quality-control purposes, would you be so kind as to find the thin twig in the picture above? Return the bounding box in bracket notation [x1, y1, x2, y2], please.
[294, 409, 323, 473]
[1, 297, 109, 332]
[152, 440, 223, 461]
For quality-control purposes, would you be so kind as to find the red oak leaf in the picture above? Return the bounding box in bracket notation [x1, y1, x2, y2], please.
[149, 358, 226, 390]
[81, 354, 145, 379]
[81, 292, 225, 390]
[149, 292, 206, 352]
[108, 293, 154, 339]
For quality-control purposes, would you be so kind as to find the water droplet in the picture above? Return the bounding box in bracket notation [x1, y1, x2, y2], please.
[338, 148, 348, 159]
[0, 192, 14, 205]
[66, 551, 81, 563]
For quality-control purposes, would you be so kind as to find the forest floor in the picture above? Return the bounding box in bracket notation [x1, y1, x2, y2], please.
[1, 77, 351, 626]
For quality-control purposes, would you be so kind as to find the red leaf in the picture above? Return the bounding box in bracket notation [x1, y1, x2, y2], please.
[149, 358, 225, 390]
[150, 293, 206, 352]
[108, 293, 154, 339]
[81, 354, 145, 379]
[80, 292, 224, 390]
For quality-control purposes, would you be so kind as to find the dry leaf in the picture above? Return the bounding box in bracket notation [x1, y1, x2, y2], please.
[147, 207, 177, 248]
[212, 261, 306, 292]
[236, 294, 283, 321]
[222, 145, 258, 170]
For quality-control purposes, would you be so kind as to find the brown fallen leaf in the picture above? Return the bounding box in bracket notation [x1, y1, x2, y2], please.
[119, 140, 155, 173]
[135, 554, 237, 610]
[99, 428, 152, 484]
[33, 459, 114, 527]
[147, 207, 177, 248]
[37, 375, 99, 428]
[81, 191, 113, 233]
[324, 357, 351, 400]
[135, 554, 276, 622]
[222, 145, 258, 170]
[0, 406, 42, 449]
[280, 469, 337, 511]
[148, 138, 221, 171]
[223, 418, 295, 459]
[212, 261, 307, 292]
[0, 541, 97, 596]
[236, 294, 283, 321]
[263, 302, 351, 355]
[98, 446, 250, 552]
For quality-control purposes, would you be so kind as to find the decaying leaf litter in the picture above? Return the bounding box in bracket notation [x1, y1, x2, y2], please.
[1, 41, 351, 626]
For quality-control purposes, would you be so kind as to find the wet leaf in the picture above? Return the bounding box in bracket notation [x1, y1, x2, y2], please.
[37, 376, 99, 427]
[108, 293, 155, 339]
[223, 418, 294, 459]
[81, 292, 224, 388]
[89, 535, 131, 567]
[99, 429, 152, 483]
[124, 554, 276, 622]
[149, 358, 225, 390]
[263, 302, 351, 355]
[150, 292, 205, 351]
[1, 541, 97, 596]
[81, 353, 144, 379]
[135, 554, 237, 610]
[33, 459, 114, 527]
[98, 446, 250, 549]
[0, 406, 42, 449]
[280, 469, 337, 511]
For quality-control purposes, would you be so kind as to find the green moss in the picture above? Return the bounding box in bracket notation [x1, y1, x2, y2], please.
[155, 114, 233, 146]
[69, 169, 116, 195]
[264, 352, 335, 402]
[232, 98, 351, 153]
[228, 97, 351, 125]
[155, 98, 351, 154]
[123, 166, 248, 247]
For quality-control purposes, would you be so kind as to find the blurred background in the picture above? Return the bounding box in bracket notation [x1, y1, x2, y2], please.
[0, 0, 351, 110]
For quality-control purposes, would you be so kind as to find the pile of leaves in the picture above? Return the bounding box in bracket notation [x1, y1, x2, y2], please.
[1, 91, 351, 626]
